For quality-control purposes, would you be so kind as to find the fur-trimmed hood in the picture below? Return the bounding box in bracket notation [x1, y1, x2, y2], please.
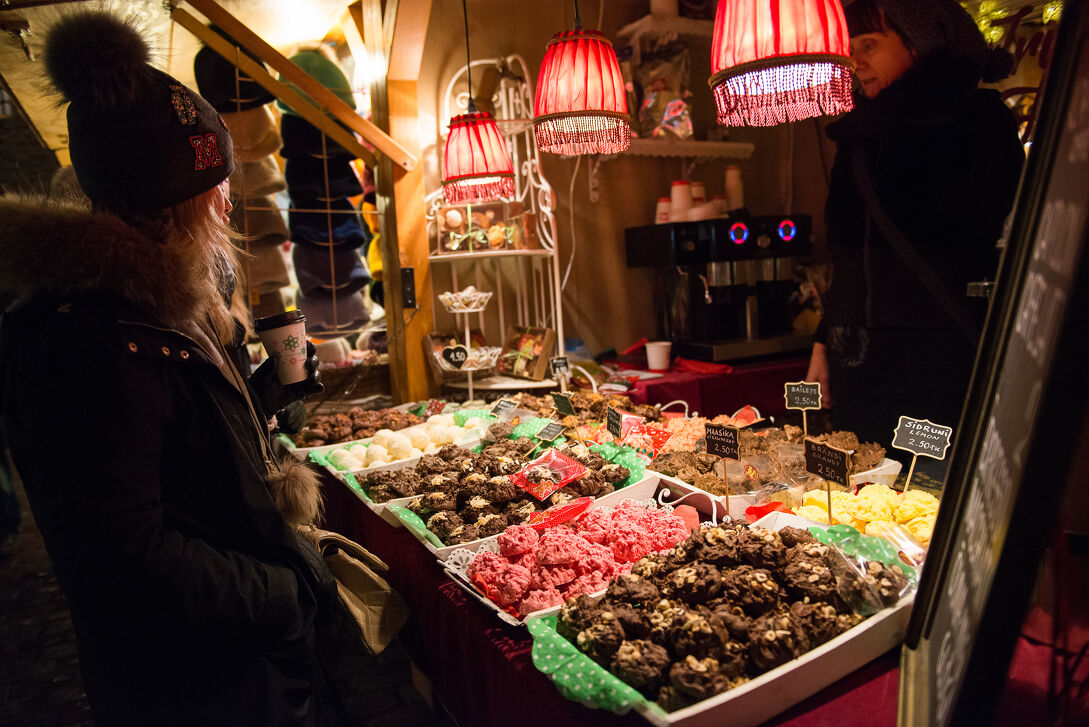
[0, 194, 226, 334]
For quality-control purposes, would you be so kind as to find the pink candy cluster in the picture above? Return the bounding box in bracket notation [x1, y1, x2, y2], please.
[467, 502, 691, 617]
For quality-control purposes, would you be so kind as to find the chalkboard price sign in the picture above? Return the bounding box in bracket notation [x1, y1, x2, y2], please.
[537, 421, 566, 442]
[892, 416, 952, 460]
[606, 407, 622, 437]
[550, 356, 570, 377]
[442, 345, 469, 369]
[804, 438, 849, 486]
[784, 381, 822, 411]
[552, 392, 576, 416]
[490, 398, 518, 420]
[705, 423, 740, 460]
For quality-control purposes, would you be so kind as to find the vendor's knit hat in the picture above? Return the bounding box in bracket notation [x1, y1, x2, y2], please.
[44, 11, 233, 214]
[850, 0, 1015, 82]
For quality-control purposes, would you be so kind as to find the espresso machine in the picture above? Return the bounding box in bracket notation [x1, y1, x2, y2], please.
[625, 215, 812, 361]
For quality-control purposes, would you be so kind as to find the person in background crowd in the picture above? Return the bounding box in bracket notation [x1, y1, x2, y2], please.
[806, 0, 1025, 460]
[0, 11, 343, 726]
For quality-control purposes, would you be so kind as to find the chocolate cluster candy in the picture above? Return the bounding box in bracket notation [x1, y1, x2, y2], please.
[293, 407, 420, 446]
[511, 391, 663, 428]
[554, 521, 905, 712]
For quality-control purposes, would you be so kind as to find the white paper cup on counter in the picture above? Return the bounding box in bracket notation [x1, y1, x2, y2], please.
[711, 194, 729, 216]
[670, 180, 692, 221]
[645, 340, 672, 371]
[255, 310, 309, 384]
[655, 197, 671, 224]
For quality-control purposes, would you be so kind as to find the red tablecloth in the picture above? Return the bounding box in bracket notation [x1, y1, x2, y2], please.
[624, 358, 809, 419]
[319, 473, 899, 727]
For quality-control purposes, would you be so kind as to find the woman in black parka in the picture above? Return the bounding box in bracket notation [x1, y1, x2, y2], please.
[806, 0, 1025, 455]
[0, 12, 342, 726]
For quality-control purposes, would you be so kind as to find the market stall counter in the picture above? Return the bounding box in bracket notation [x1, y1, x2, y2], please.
[318, 469, 900, 727]
[623, 357, 809, 418]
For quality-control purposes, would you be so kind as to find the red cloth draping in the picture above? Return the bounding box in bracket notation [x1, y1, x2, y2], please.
[624, 357, 809, 418]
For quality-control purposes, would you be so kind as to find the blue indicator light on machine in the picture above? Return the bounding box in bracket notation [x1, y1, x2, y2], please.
[778, 219, 797, 241]
[730, 222, 749, 244]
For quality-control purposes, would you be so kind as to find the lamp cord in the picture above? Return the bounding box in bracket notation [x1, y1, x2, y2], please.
[462, 0, 477, 112]
[573, 0, 582, 30]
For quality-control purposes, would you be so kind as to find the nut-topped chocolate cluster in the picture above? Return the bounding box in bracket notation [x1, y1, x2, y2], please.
[292, 407, 420, 446]
[512, 391, 663, 427]
[372, 439, 631, 546]
[555, 522, 908, 711]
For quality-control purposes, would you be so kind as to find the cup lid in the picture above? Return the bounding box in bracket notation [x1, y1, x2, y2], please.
[254, 309, 306, 331]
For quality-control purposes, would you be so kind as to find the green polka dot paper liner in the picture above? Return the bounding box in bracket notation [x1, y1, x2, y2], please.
[511, 417, 555, 439]
[453, 409, 497, 427]
[389, 506, 445, 548]
[338, 471, 374, 504]
[527, 614, 646, 713]
[809, 524, 917, 581]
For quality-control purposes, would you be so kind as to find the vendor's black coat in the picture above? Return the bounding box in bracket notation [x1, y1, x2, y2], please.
[0, 197, 327, 726]
[818, 52, 1024, 443]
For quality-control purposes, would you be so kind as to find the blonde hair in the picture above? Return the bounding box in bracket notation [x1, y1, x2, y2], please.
[162, 185, 246, 344]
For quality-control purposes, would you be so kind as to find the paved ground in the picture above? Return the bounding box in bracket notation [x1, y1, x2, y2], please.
[0, 468, 454, 727]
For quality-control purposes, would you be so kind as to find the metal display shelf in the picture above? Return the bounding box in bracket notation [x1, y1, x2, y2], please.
[429, 248, 554, 263]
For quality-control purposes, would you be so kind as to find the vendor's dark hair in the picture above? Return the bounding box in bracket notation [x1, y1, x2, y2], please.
[845, 0, 913, 51]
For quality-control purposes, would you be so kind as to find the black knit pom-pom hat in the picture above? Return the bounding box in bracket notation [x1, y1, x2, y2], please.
[44, 10, 234, 214]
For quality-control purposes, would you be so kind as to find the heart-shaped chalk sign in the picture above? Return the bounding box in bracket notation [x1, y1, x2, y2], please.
[442, 344, 469, 369]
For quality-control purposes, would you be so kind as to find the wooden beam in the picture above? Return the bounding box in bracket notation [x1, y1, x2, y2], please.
[183, 0, 417, 172]
[354, 0, 434, 402]
[172, 8, 377, 167]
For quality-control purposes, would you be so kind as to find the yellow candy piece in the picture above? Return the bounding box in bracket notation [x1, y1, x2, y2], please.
[904, 515, 936, 546]
[894, 491, 941, 522]
[849, 518, 869, 531]
[795, 505, 832, 524]
[857, 483, 898, 501]
[865, 520, 899, 537]
[848, 496, 895, 523]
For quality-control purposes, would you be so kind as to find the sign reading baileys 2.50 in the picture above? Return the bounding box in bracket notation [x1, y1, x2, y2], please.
[704, 423, 740, 460]
[803, 438, 849, 486]
[784, 381, 822, 411]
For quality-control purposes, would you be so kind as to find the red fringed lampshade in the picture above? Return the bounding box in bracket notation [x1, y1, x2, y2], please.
[533, 29, 631, 156]
[709, 0, 854, 127]
[442, 110, 515, 205]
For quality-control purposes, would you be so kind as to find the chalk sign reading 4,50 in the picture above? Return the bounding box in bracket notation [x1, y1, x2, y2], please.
[892, 416, 953, 460]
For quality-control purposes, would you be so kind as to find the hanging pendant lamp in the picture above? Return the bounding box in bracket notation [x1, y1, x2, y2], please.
[441, 0, 515, 204]
[708, 0, 854, 127]
[533, 0, 630, 156]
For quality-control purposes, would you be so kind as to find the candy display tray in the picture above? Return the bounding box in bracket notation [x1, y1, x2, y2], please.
[526, 510, 915, 727]
[391, 474, 662, 562]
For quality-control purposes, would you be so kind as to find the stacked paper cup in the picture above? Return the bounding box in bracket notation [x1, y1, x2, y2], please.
[670, 180, 693, 221]
[655, 197, 672, 224]
[725, 165, 745, 213]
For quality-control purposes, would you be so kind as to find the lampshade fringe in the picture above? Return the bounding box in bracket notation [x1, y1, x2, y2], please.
[533, 115, 631, 156]
[712, 62, 853, 127]
[442, 176, 516, 205]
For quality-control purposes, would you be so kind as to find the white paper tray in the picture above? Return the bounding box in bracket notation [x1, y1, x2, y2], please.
[634, 597, 912, 727]
[849, 458, 903, 487]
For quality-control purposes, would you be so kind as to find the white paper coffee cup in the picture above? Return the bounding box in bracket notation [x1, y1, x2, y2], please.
[645, 340, 672, 371]
[254, 310, 308, 384]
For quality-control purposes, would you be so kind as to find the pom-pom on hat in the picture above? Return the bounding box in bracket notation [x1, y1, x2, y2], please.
[44, 11, 234, 214]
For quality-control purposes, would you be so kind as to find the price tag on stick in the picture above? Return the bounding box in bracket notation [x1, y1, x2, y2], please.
[705, 424, 740, 460]
[784, 381, 822, 436]
[552, 392, 576, 417]
[606, 407, 623, 438]
[490, 398, 518, 420]
[891, 416, 953, 493]
[537, 421, 566, 443]
[705, 423, 740, 519]
[804, 437, 850, 524]
[550, 356, 570, 392]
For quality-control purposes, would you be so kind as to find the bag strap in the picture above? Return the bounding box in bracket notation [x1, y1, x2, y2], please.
[302, 526, 391, 574]
[851, 149, 979, 342]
